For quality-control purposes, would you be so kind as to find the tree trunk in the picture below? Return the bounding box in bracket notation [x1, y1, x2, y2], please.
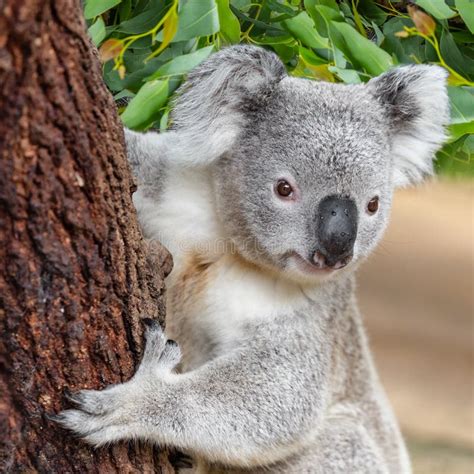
[0, 0, 174, 472]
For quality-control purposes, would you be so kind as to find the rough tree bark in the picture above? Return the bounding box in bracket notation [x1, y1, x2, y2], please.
[0, 0, 174, 472]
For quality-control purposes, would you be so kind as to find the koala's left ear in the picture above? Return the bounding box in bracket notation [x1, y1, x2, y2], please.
[169, 45, 287, 166]
[367, 65, 450, 187]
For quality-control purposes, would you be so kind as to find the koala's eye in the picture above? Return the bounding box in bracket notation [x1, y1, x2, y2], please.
[367, 196, 379, 214]
[276, 180, 293, 198]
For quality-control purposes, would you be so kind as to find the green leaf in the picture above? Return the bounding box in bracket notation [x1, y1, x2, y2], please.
[146, 45, 215, 80]
[216, 0, 241, 43]
[121, 79, 169, 129]
[251, 34, 297, 45]
[305, 0, 342, 37]
[117, 2, 168, 34]
[293, 48, 335, 81]
[283, 11, 329, 49]
[356, 0, 387, 26]
[119, 0, 132, 22]
[304, 1, 346, 67]
[328, 66, 362, 83]
[455, 0, 474, 34]
[299, 46, 328, 65]
[414, 0, 456, 19]
[452, 31, 474, 43]
[382, 17, 426, 64]
[331, 21, 393, 75]
[449, 121, 474, 141]
[436, 135, 474, 176]
[440, 30, 474, 80]
[88, 17, 106, 46]
[371, 21, 384, 46]
[272, 43, 299, 63]
[151, 3, 179, 58]
[448, 86, 474, 124]
[351, 0, 367, 38]
[231, 0, 253, 11]
[266, 0, 299, 17]
[84, 0, 122, 19]
[307, 0, 339, 10]
[172, 0, 220, 42]
[160, 108, 171, 131]
[230, 6, 285, 35]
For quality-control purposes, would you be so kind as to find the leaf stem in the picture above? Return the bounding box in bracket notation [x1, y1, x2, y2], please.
[113, 0, 179, 70]
[418, 31, 474, 86]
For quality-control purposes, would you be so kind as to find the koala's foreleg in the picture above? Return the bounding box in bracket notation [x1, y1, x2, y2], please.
[54, 319, 328, 468]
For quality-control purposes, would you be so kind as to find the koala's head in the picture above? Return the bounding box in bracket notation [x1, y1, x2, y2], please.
[171, 45, 449, 283]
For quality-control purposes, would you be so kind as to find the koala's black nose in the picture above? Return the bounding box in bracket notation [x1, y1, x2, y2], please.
[316, 196, 358, 267]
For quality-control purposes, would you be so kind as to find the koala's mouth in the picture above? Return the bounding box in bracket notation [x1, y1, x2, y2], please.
[289, 252, 351, 276]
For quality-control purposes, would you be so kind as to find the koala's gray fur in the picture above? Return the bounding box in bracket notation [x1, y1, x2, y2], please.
[55, 45, 449, 473]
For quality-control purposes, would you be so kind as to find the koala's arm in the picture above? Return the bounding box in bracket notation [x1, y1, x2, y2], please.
[54, 317, 330, 467]
[124, 128, 178, 180]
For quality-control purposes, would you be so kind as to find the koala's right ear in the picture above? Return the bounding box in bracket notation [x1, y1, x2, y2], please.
[170, 45, 287, 166]
[367, 65, 449, 187]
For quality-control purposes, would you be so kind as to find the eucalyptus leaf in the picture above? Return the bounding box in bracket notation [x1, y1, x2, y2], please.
[230, 6, 285, 34]
[172, 0, 220, 42]
[449, 121, 474, 142]
[299, 46, 328, 65]
[414, 0, 456, 19]
[119, 0, 132, 22]
[440, 30, 474, 80]
[121, 79, 170, 129]
[356, 0, 387, 26]
[272, 43, 299, 63]
[216, 0, 241, 43]
[448, 86, 474, 124]
[118, 2, 168, 34]
[328, 66, 362, 83]
[84, 0, 122, 19]
[383, 17, 426, 64]
[305, 1, 345, 67]
[283, 12, 329, 49]
[146, 45, 215, 80]
[436, 136, 473, 176]
[88, 17, 106, 46]
[455, 0, 474, 34]
[251, 34, 297, 45]
[331, 21, 393, 75]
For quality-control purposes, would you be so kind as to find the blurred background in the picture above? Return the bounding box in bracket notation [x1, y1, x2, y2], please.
[358, 179, 473, 474]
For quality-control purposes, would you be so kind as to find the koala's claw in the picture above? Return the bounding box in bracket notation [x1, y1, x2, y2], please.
[53, 384, 138, 445]
[138, 319, 181, 374]
[66, 388, 116, 415]
[142, 317, 159, 329]
[158, 339, 182, 371]
[52, 407, 132, 446]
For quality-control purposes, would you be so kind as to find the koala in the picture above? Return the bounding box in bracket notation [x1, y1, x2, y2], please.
[55, 45, 449, 473]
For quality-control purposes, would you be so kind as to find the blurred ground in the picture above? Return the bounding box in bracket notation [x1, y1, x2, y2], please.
[358, 180, 474, 474]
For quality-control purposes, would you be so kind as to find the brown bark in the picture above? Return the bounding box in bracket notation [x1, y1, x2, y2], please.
[0, 0, 174, 472]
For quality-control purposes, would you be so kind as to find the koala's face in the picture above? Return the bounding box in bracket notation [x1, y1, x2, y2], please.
[214, 79, 392, 282]
[172, 46, 448, 284]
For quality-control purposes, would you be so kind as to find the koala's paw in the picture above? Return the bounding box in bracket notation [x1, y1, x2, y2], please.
[51, 382, 137, 446]
[51, 319, 181, 446]
[138, 318, 181, 375]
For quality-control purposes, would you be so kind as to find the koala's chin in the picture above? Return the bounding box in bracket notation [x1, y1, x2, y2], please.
[241, 247, 360, 287]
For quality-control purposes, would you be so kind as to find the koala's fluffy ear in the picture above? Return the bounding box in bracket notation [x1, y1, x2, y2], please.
[368, 65, 449, 187]
[170, 45, 287, 166]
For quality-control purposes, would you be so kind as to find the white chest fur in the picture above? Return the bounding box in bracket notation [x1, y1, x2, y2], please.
[165, 254, 310, 370]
